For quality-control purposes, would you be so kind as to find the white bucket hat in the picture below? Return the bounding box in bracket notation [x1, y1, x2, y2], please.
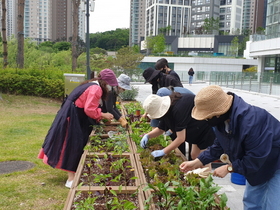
[143, 94, 171, 119]
[117, 74, 132, 90]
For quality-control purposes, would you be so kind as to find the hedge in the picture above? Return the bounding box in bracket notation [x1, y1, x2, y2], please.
[0, 73, 64, 99]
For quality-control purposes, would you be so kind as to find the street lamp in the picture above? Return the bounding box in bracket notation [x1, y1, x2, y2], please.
[84, 0, 95, 79]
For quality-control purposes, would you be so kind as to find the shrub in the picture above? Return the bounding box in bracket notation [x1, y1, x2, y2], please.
[0, 70, 64, 99]
[119, 86, 139, 101]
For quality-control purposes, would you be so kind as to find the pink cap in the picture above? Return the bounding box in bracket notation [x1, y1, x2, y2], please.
[99, 69, 118, 86]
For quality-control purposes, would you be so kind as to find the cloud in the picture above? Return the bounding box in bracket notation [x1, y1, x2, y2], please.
[89, 0, 130, 33]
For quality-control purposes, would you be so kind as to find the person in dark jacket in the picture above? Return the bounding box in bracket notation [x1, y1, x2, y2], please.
[140, 92, 215, 165]
[142, 67, 183, 94]
[38, 69, 117, 188]
[155, 58, 181, 82]
[102, 74, 132, 127]
[188, 68, 194, 85]
[180, 85, 280, 210]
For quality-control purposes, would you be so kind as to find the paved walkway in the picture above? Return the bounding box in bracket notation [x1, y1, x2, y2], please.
[131, 82, 280, 210]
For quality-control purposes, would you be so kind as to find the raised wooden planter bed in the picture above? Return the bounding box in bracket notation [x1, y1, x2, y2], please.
[64, 102, 229, 210]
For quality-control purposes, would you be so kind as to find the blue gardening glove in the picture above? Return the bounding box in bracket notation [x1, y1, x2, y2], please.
[151, 149, 166, 158]
[140, 134, 149, 148]
[164, 130, 172, 136]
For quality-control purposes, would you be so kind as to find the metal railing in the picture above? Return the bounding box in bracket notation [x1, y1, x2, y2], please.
[192, 71, 280, 97]
[132, 71, 280, 97]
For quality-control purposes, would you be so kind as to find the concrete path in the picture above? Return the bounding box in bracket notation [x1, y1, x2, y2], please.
[131, 82, 280, 210]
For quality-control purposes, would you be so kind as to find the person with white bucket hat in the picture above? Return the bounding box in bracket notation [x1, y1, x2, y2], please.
[140, 91, 215, 162]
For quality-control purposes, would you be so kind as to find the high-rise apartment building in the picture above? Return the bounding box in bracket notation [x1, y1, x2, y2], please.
[6, 0, 17, 38]
[242, 0, 266, 34]
[190, 0, 220, 34]
[265, 0, 280, 39]
[145, 0, 191, 37]
[130, 0, 146, 46]
[1, 0, 85, 43]
[24, 0, 52, 42]
[219, 0, 243, 34]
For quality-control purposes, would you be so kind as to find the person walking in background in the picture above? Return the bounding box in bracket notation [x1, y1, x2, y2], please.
[155, 58, 181, 82]
[140, 92, 215, 164]
[188, 68, 194, 85]
[102, 74, 132, 128]
[180, 85, 280, 210]
[38, 69, 117, 188]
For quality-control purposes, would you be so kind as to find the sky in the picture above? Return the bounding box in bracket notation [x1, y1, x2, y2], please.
[89, 0, 130, 33]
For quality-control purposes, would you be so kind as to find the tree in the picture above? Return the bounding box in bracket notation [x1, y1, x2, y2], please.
[89, 29, 129, 51]
[90, 47, 107, 55]
[202, 17, 220, 34]
[17, 0, 25, 69]
[153, 34, 166, 54]
[159, 25, 172, 36]
[256, 26, 265, 35]
[114, 46, 145, 77]
[230, 36, 239, 57]
[2, 0, 8, 68]
[72, 0, 81, 72]
[145, 34, 166, 55]
[53, 41, 71, 52]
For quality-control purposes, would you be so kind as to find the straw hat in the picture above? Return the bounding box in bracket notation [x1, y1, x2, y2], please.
[143, 94, 171, 119]
[117, 74, 132, 90]
[192, 85, 233, 120]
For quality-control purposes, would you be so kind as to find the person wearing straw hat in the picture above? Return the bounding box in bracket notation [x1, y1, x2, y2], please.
[140, 92, 215, 163]
[179, 85, 280, 210]
[102, 74, 132, 127]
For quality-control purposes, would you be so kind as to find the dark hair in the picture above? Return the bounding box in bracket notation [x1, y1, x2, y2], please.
[169, 92, 182, 107]
[189, 68, 193, 72]
[155, 58, 169, 70]
[80, 76, 109, 101]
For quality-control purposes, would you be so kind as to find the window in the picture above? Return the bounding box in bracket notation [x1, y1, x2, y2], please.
[220, 8, 225, 13]
[219, 22, 225, 27]
[226, 14, 231, 20]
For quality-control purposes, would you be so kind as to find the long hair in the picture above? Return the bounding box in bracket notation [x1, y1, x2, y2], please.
[80, 77, 109, 101]
[169, 92, 182, 107]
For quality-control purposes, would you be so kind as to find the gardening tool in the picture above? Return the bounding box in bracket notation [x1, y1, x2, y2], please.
[220, 154, 231, 164]
[185, 167, 211, 178]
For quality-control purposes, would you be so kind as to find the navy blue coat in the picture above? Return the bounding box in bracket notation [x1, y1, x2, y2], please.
[42, 82, 98, 172]
[198, 94, 280, 186]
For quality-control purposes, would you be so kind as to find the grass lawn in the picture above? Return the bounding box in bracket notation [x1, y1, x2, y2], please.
[0, 94, 69, 210]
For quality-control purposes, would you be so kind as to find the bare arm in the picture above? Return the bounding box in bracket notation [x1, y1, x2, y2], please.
[163, 129, 185, 155]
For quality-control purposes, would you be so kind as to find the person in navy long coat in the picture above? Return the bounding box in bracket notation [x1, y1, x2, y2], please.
[180, 85, 280, 210]
[38, 69, 117, 188]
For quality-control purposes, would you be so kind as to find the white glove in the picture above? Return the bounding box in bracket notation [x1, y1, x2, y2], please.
[140, 134, 149, 148]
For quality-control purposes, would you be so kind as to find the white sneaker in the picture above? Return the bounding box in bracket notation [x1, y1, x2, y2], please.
[65, 180, 73, 188]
